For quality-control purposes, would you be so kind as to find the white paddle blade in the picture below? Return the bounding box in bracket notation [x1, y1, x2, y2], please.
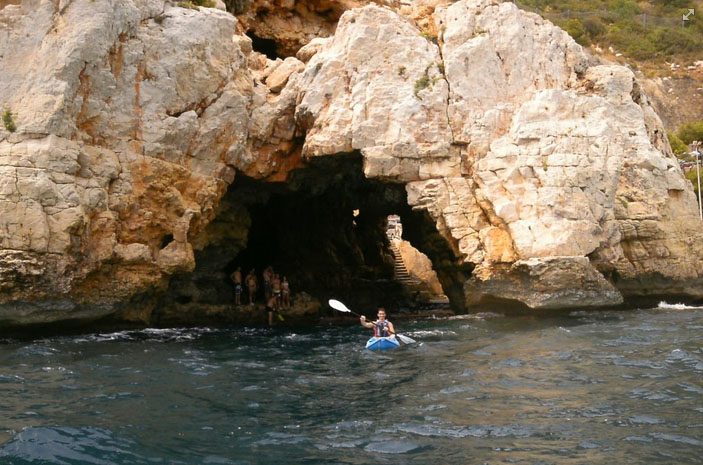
[328, 299, 351, 313]
[397, 334, 416, 344]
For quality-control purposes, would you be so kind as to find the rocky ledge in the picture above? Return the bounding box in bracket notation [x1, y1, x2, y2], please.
[1, 0, 702, 329]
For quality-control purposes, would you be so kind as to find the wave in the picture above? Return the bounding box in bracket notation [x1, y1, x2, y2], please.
[656, 302, 703, 310]
[0, 426, 147, 464]
[71, 327, 220, 344]
[408, 330, 457, 338]
[444, 312, 503, 321]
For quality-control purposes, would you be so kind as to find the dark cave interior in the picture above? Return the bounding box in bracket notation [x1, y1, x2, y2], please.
[159, 154, 471, 324]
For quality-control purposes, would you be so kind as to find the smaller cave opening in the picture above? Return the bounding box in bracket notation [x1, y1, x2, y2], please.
[246, 32, 281, 60]
[160, 234, 174, 249]
[385, 214, 448, 307]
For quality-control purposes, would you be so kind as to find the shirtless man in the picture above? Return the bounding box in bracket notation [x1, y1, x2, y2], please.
[230, 267, 242, 306]
[281, 276, 290, 309]
[272, 273, 282, 310]
[263, 266, 273, 301]
[246, 269, 257, 305]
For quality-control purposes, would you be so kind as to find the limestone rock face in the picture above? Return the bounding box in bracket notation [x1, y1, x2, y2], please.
[231, 0, 391, 57]
[0, 0, 253, 324]
[285, 0, 703, 309]
[295, 4, 455, 181]
[465, 256, 623, 310]
[3, 0, 703, 328]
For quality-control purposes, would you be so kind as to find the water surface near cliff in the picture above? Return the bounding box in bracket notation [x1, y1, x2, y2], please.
[1, 304, 702, 465]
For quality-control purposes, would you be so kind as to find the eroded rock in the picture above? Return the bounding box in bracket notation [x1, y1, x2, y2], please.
[3, 0, 703, 329]
[0, 0, 253, 323]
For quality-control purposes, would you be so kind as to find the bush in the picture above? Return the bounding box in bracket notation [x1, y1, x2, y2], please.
[685, 169, 703, 196]
[178, 0, 215, 9]
[521, 1, 703, 63]
[668, 132, 688, 156]
[562, 19, 590, 46]
[229, 0, 249, 15]
[582, 17, 606, 39]
[604, 0, 641, 21]
[652, 28, 703, 56]
[414, 74, 430, 98]
[677, 121, 703, 145]
[2, 108, 16, 133]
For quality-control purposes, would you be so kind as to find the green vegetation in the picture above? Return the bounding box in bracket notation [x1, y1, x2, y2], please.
[2, 108, 16, 133]
[414, 65, 432, 99]
[398, 66, 406, 78]
[178, 0, 216, 9]
[677, 120, 703, 144]
[420, 31, 438, 45]
[668, 132, 688, 155]
[685, 168, 703, 196]
[516, 0, 703, 61]
[414, 73, 430, 98]
[228, 0, 250, 15]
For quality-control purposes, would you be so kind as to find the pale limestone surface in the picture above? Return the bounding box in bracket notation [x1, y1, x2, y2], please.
[0, 0, 253, 323]
[294, 4, 456, 181]
[2, 0, 703, 327]
[285, 0, 703, 309]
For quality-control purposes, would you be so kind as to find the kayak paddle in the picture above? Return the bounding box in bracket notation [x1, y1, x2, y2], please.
[328, 299, 416, 344]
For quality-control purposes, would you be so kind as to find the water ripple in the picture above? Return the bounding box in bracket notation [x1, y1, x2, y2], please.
[0, 426, 144, 465]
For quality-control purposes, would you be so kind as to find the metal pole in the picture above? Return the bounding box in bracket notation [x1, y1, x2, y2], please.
[697, 154, 702, 220]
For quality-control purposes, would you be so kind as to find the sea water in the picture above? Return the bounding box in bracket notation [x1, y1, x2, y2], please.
[1, 303, 702, 464]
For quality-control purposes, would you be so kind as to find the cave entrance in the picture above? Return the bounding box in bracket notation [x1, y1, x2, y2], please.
[246, 32, 282, 60]
[159, 154, 470, 325]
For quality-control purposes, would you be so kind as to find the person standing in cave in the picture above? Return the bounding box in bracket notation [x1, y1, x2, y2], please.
[360, 307, 396, 338]
[281, 276, 290, 309]
[263, 266, 273, 301]
[272, 273, 282, 309]
[266, 295, 278, 326]
[231, 267, 243, 306]
[246, 269, 258, 305]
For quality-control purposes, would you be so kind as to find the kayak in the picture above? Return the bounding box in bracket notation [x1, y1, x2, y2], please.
[365, 336, 400, 351]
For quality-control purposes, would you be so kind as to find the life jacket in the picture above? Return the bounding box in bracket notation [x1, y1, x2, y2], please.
[374, 320, 391, 337]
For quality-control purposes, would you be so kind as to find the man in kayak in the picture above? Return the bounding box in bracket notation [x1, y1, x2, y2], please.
[360, 307, 396, 338]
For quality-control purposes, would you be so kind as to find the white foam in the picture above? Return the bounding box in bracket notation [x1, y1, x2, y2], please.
[444, 312, 503, 321]
[656, 301, 703, 310]
[408, 330, 456, 337]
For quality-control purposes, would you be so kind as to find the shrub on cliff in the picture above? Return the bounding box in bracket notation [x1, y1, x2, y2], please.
[668, 132, 688, 156]
[562, 19, 591, 46]
[2, 108, 16, 133]
[677, 121, 703, 145]
[178, 0, 216, 9]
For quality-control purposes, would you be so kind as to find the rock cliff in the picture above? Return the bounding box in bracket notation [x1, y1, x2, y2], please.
[2, 0, 702, 329]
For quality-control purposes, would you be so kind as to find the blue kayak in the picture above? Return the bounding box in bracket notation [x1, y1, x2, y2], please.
[365, 336, 400, 351]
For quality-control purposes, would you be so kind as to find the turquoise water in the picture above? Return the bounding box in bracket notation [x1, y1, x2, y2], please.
[1, 304, 702, 464]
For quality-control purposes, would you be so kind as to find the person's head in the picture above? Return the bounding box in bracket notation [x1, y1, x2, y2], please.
[377, 307, 387, 320]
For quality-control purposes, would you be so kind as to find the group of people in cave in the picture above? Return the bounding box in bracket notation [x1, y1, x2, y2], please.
[230, 266, 291, 322]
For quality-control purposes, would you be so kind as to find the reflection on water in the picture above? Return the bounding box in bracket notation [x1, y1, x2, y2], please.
[1, 304, 702, 464]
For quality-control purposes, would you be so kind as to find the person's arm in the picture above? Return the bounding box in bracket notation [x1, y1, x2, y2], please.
[360, 316, 374, 329]
[387, 321, 396, 335]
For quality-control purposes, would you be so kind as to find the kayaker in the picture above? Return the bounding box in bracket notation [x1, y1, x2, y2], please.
[360, 307, 396, 338]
